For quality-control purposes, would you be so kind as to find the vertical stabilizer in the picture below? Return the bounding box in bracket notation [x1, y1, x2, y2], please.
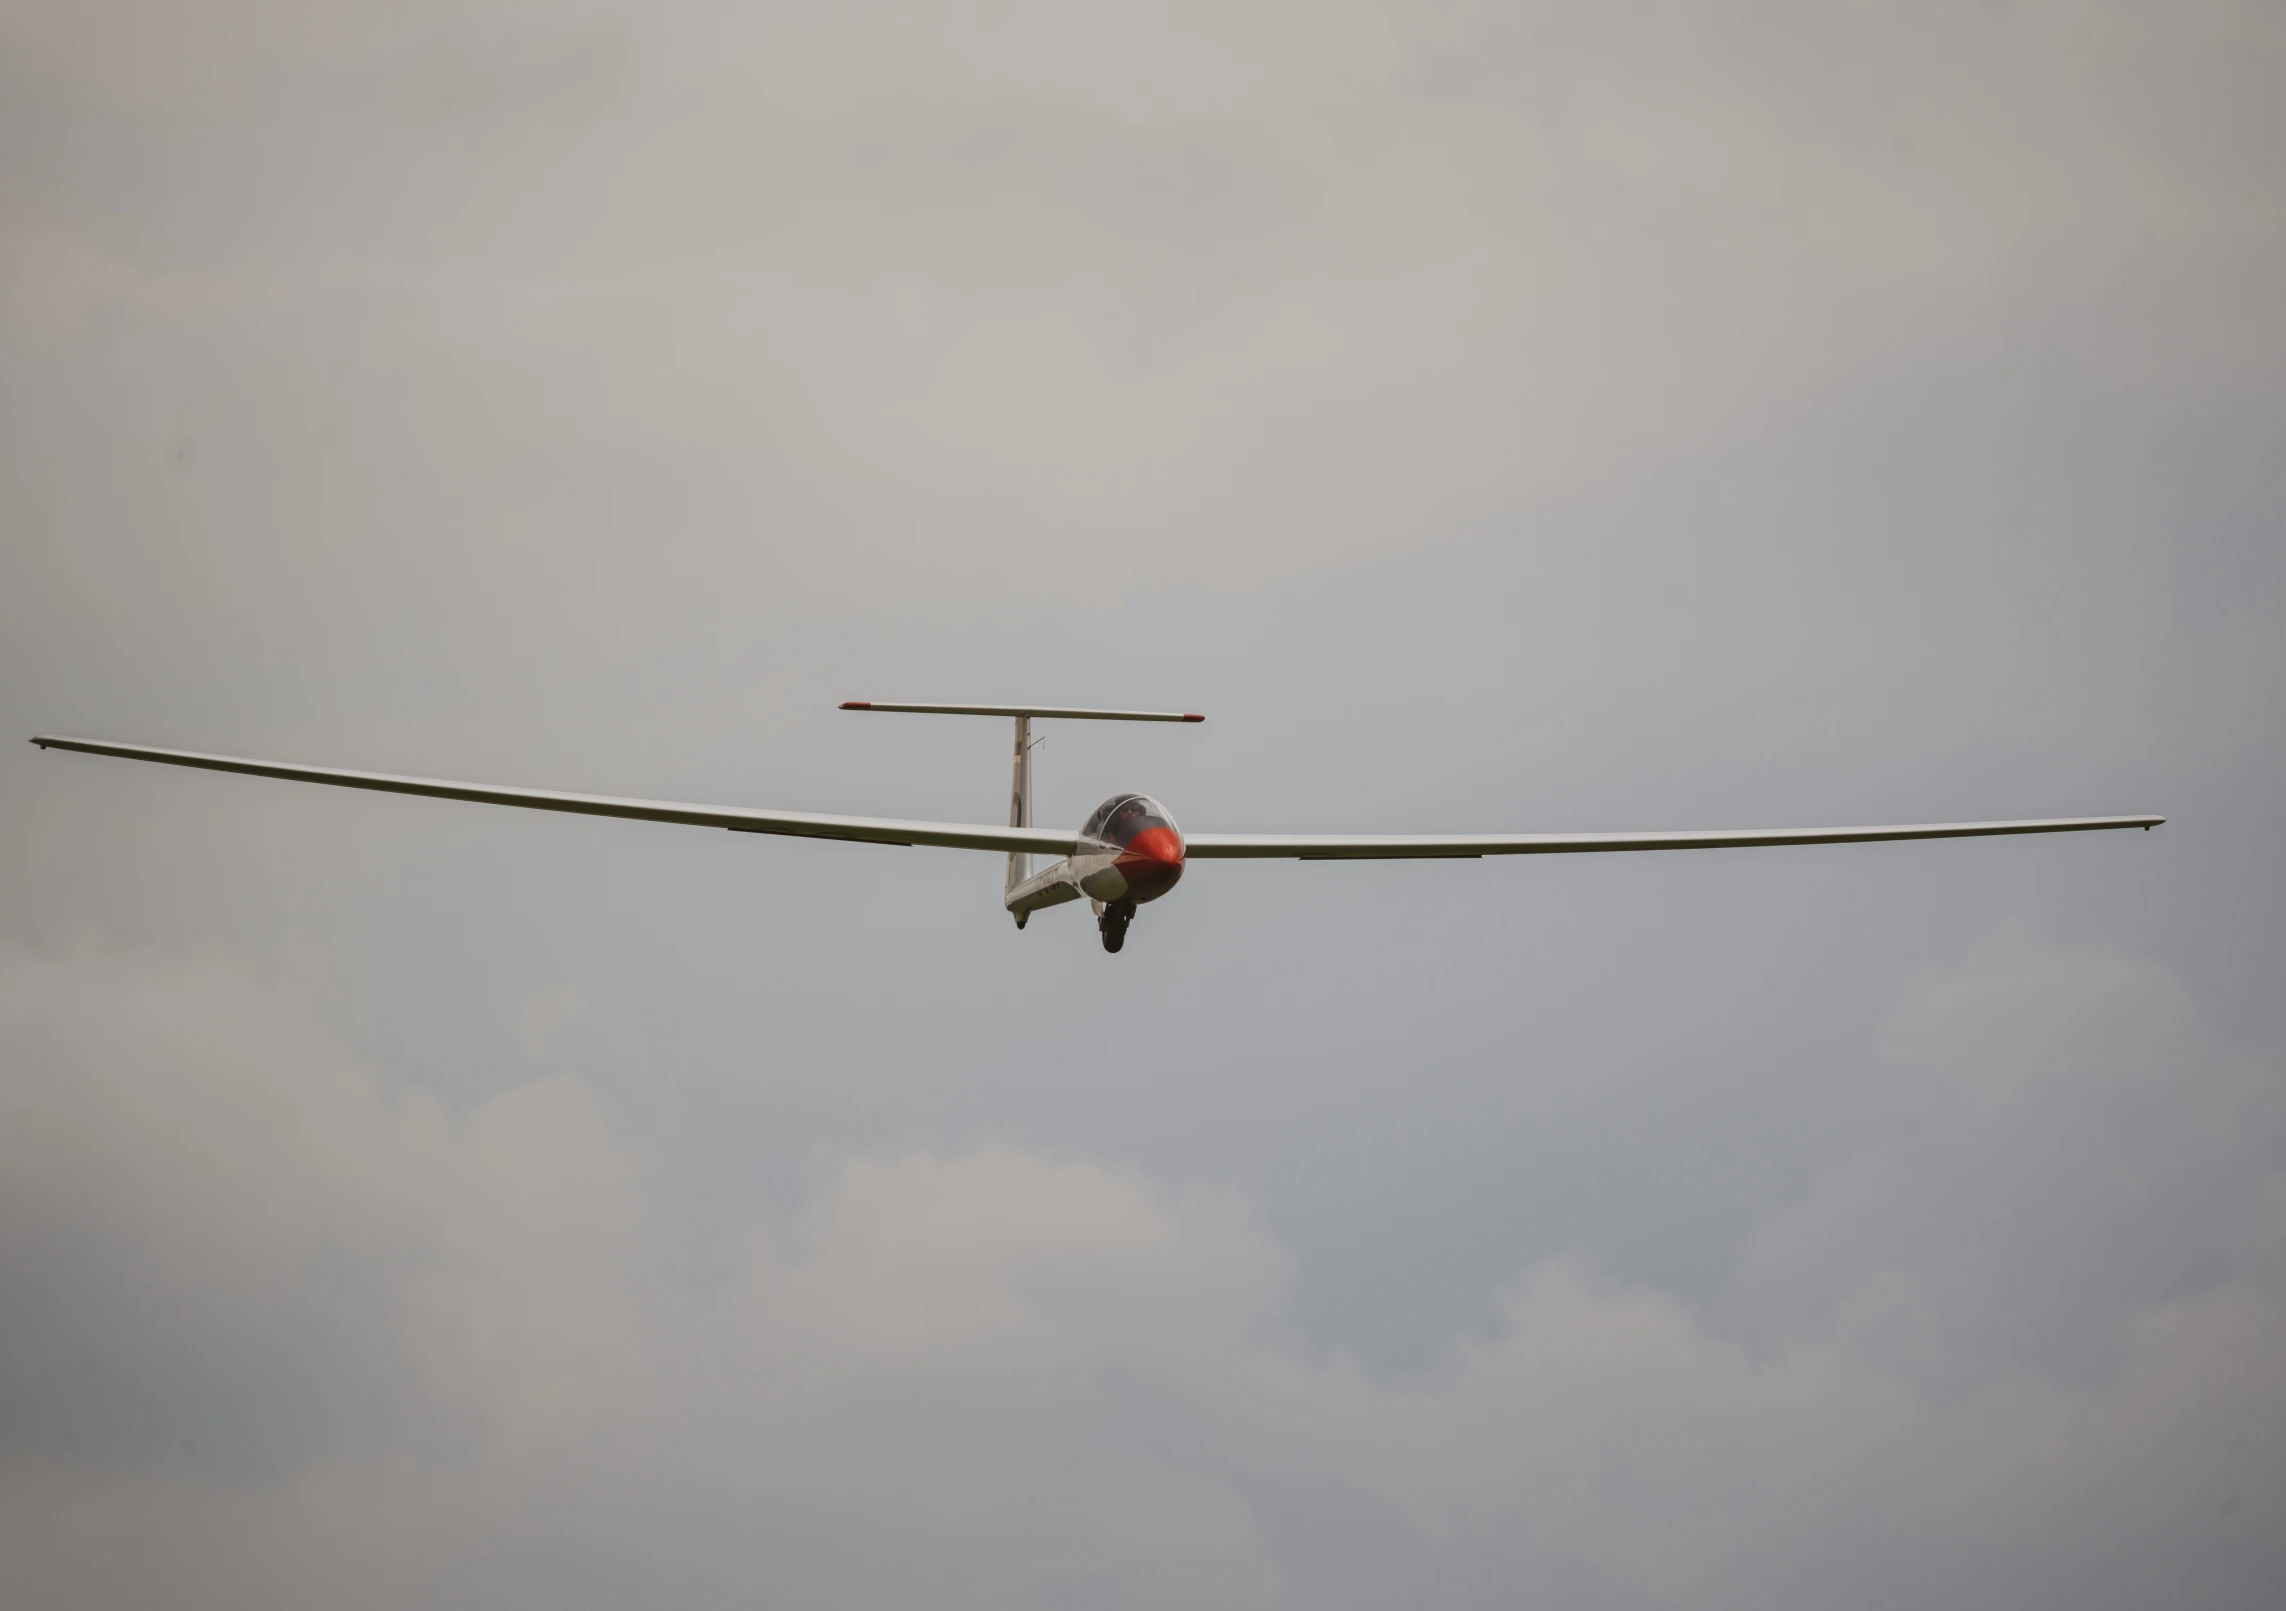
[1005, 714, 1032, 901]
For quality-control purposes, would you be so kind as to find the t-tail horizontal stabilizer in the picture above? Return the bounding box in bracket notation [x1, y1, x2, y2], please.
[840, 702, 1203, 722]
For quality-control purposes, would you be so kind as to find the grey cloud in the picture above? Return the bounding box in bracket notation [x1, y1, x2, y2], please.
[1727, 926, 2286, 1387]
[4, 4, 2283, 1605]
[2, 935, 2280, 1609]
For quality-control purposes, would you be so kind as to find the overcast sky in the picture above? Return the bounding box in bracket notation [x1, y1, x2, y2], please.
[3, 3, 2283, 1607]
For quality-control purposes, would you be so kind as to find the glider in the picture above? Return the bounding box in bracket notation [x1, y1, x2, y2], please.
[32, 705, 2162, 953]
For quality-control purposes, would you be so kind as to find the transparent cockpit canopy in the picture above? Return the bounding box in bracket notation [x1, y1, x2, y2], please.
[1079, 793, 1180, 851]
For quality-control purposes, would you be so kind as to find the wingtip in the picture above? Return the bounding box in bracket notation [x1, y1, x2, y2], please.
[839, 701, 872, 710]
[1182, 713, 1206, 723]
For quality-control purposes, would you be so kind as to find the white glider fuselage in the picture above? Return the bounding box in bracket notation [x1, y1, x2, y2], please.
[995, 709, 1185, 949]
[1007, 796, 1186, 908]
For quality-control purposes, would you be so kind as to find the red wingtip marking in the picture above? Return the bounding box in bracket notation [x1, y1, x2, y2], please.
[840, 701, 872, 709]
[1183, 713, 1205, 722]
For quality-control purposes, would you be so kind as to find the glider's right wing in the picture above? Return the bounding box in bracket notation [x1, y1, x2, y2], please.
[1184, 816, 2164, 859]
[29, 736, 1080, 854]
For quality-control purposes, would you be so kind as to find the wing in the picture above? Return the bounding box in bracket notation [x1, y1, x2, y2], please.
[1185, 817, 2163, 859]
[30, 736, 1078, 855]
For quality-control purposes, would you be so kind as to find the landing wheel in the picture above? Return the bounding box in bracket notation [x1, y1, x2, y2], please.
[1099, 899, 1136, 953]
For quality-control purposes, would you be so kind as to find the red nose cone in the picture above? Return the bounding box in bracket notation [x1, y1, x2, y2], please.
[1115, 824, 1186, 902]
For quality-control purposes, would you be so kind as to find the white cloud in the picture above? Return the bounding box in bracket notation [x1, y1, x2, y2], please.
[2, 933, 2280, 1608]
[0, 195, 244, 350]
[5, 3, 2281, 603]
[0, 1, 477, 112]
[442, 0, 2283, 594]
[514, 980, 588, 1058]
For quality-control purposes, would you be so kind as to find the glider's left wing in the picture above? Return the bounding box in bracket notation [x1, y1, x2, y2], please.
[1185, 816, 2162, 859]
[29, 736, 1079, 855]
